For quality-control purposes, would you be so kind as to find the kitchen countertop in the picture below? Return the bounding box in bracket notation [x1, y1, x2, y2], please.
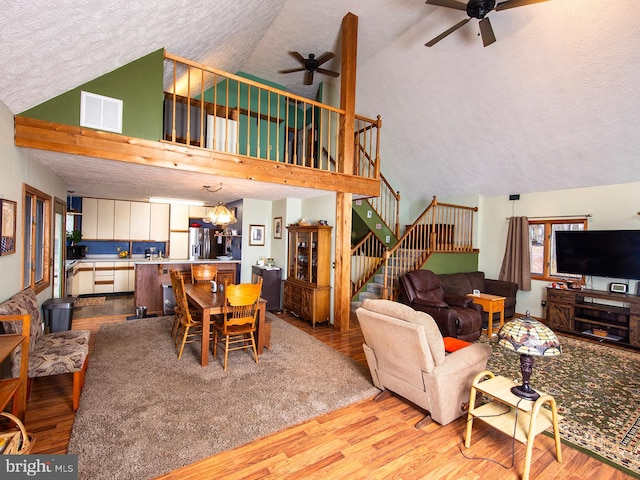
[68, 256, 240, 266]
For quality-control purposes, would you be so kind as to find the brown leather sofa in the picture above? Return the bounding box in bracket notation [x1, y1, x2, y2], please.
[437, 271, 518, 320]
[398, 270, 483, 341]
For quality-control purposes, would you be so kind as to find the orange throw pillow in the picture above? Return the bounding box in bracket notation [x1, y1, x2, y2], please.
[443, 336, 471, 353]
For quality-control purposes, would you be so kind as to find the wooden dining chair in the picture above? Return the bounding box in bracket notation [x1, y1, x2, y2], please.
[171, 269, 207, 360]
[213, 279, 263, 371]
[191, 264, 218, 284]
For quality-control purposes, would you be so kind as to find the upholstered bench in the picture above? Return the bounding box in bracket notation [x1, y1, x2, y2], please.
[0, 288, 90, 411]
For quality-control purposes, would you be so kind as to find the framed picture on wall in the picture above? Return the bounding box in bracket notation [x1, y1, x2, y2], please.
[249, 224, 265, 246]
[0, 199, 16, 256]
[273, 217, 282, 239]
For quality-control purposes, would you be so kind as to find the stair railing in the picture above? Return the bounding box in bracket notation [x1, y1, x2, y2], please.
[354, 114, 400, 237]
[350, 232, 386, 297]
[381, 196, 478, 300]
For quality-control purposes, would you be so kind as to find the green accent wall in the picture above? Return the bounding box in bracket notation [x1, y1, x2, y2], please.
[352, 199, 397, 247]
[423, 252, 479, 273]
[20, 49, 164, 141]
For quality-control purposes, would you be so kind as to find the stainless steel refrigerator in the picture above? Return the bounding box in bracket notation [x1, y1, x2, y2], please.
[189, 227, 222, 260]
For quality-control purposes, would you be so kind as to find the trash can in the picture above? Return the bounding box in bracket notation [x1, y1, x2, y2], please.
[162, 283, 176, 315]
[42, 297, 76, 333]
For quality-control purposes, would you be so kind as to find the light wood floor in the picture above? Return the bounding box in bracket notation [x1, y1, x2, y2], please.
[23, 307, 633, 479]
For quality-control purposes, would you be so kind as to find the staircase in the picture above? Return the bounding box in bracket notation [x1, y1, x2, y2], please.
[350, 197, 478, 309]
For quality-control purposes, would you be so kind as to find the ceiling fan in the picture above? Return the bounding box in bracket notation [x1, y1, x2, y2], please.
[425, 0, 550, 48]
[279, 52, 340, 85]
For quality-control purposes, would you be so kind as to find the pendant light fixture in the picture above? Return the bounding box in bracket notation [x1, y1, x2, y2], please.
[202, 184, 237, 227]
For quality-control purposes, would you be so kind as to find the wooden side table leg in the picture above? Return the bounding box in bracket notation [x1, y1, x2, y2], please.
[487, 304, 494, 337]
[550, 398, 563, 463]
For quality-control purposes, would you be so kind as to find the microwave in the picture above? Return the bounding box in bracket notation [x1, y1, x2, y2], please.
[66, 245, 87, 259]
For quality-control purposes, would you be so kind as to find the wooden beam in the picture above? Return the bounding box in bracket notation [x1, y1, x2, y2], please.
[14, 116, 379, 197]
[334, 12, 359, 332]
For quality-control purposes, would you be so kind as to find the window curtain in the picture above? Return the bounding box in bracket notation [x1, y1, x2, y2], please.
[499, 216, 531, 291]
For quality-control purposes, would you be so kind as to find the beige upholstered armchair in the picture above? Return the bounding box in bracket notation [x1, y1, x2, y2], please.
[356, 299, 492, 427]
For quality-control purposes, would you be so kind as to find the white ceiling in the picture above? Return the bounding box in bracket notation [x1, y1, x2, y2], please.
[1, 0, 639, 205]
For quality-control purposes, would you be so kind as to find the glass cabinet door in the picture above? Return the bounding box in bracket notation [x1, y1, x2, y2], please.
[288, 228, 318, 285]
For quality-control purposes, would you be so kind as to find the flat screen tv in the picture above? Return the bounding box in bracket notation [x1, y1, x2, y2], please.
[555, 230, 640, 280]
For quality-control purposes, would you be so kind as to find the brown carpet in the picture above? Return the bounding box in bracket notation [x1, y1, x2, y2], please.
[74, 296, 106, 307]
[67, 314, 378, 480]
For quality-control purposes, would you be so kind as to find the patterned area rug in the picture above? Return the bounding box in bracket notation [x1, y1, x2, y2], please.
[483, 333, 640, 477]
[74, 296, 105, 307]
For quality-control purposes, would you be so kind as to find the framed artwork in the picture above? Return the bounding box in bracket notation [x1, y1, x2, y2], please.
[273, 217, 282, 239]
[249, 224, 265, 246]
[0, 199, 16, 256]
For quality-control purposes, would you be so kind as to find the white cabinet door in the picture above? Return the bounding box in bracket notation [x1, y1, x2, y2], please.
[170, 204, 189, 231]
[169, 231, 189, 259]
[189, 205, 208, 220]
[150, 203, 170, 241]
[77, 263, 95, 295]
[114, 263, 131, 292]
[81, 198, 98, 240]
[97, 199, 115, 240]
[114, 200, 131, 239]
[129, 202, 151, 240]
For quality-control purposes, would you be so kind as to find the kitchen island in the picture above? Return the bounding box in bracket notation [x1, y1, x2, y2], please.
[134, 259, 240, 314]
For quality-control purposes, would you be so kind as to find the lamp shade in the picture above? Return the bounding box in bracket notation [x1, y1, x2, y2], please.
[497, 312, 561, 357]
[205, 202, 237, 226]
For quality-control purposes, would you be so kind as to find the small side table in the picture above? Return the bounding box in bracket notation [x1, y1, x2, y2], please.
[464, 371, 563, 480]
[467, 293, 505, 337]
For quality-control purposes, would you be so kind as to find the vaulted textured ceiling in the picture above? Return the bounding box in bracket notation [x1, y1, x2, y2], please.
[1, 0, 638, 204]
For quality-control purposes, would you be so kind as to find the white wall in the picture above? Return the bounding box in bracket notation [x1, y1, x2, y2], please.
[239, 198, 272, 283]
[0, 100, 67, 302]
[478, 182, 640, 317]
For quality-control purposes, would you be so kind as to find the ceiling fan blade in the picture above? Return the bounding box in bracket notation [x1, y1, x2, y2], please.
[479, 17, 496, 47]
[317, 68, 340, 78]
[279, 67, 306, 74]
[315, 52, 335, 66]
[288, 51, 306, 63]
[425, 0, 467, 11]
[304, 70, 314, 86]
[495, 0, 550, 11]
[425, 18, 471, 47]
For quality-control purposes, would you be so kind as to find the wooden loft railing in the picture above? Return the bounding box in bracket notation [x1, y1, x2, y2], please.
[163, 51, 381, 180]
[381, 196, 478, 300]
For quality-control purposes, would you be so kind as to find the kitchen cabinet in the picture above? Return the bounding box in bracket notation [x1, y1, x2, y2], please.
[114, 200, 131, 239]
[189, 205, 208, 220]
[94, 261, 115, 294]
[169, 231, 189, 259]
[150, 203, 170, 241]
[114, 262, 135, 292]
[76, 263, 95, 295]
[129, 202, 151, 240]
[81, 198, 98, 239]
[96, 199, 115, 239]
[170, 204, 189, 231]
[283, 225, 332, 327]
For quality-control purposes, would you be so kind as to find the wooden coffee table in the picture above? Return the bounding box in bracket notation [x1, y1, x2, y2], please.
[466, 293, 505, 337]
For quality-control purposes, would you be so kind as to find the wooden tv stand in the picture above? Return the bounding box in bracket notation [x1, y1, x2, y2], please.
[546, 287, 640, 348]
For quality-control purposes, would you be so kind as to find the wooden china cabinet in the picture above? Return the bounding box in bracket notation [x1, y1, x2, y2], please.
[283, 225, 332, 327]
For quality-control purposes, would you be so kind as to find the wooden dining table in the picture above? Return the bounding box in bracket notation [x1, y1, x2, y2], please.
[184, 282, 267, 367]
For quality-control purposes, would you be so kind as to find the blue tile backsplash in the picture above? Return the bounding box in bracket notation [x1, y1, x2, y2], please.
[76, 240, 166, 256]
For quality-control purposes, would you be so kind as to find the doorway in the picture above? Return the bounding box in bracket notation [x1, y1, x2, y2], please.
[53, 198, 66, 298]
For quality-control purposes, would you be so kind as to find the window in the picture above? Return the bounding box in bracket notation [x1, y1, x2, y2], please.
[529, 219, 587, 281]
[23, 185, 51, 292]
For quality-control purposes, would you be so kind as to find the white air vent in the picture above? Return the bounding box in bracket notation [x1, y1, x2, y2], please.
[80, 91, 123, 133]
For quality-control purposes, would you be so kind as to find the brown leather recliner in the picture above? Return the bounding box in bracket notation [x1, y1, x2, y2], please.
[398, 269, 483, 342]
